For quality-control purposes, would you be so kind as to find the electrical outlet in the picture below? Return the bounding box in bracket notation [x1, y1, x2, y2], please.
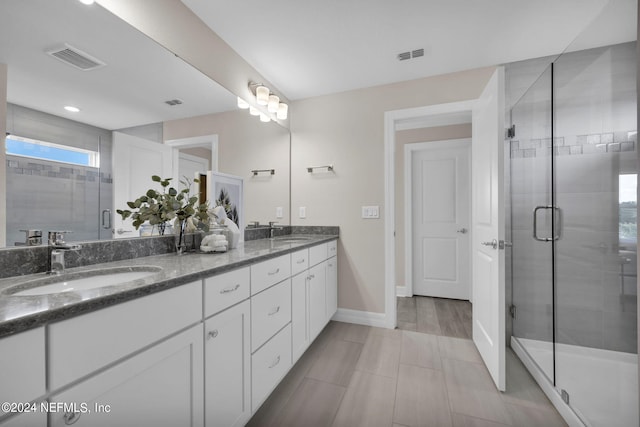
[299, 207, 306, 219]
[276, 207, 283, 218]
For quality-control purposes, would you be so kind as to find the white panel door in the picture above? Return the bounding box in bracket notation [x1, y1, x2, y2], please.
[113, 132, 173, 238]
[471, 67, 506, 391]
[178, 152, 209, 192]
[412, 141, 470, 299]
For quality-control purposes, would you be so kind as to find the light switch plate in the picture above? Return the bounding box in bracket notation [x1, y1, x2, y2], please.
[299, 207, 306, 219]
[361, 205, 380, 219]
[276, 207, 283, 218]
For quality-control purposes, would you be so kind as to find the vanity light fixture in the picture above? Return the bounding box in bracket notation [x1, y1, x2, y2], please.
[277, 103, 288, 120]
[256, 85, 270, 105]
[237, 97, 250, 109]
[64, 106, 80, 113]
[246, 81, 289, 122]
[267, 94, 280, 113]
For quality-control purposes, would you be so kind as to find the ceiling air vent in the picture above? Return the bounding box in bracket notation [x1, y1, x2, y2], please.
[46, 44, 106, 71]
[165, 99, 184, 106]
[397, 48, 425, 62]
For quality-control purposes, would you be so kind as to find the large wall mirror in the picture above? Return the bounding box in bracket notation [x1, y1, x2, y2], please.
[0, 0, 290, 248]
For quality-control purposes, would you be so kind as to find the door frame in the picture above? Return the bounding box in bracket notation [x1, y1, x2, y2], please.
[384, 100, 477, 329]
[165, 134, 219, 176]
[403, 138, 472, 299]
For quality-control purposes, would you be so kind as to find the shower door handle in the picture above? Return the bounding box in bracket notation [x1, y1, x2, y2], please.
[102, 209, 111, 229]
[533, 205, 562, 242]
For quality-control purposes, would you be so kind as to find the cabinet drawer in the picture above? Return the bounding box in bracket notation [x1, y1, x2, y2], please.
[251, 324, 292, 413]
[291, 249, 309, 276]
[0, 327, 45, 414]
[204, 267, 250, 317]
[251, 254, 291, 295]
[49, 281, 202, 390]
[251, 279, 292, 351]
[327, 240, 337, 258]
[309, 243, 328, 266]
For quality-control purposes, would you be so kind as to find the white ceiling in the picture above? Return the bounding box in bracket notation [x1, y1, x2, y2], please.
[182, 0, 636, 100]
[0, 0, 236, 130]
[1, 0, 635, 131]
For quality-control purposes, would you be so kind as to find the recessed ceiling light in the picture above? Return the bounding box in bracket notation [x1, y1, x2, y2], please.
[78, 0, 95, 5]
[64, 106, 80, 113]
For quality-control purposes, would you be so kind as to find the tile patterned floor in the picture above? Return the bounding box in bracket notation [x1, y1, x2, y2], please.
[247, 299, 567, 427]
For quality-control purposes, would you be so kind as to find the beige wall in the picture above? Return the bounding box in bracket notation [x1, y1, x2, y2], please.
[394, 123, 472, 290]
[290, 67, 495, 314]
[164, 110, 290, 226]
[0, 64, 6, 247]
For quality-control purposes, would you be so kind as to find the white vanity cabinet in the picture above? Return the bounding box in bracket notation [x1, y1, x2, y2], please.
[204, 300, 251, 427]
[290, 240, 339, 364]
[0, 327, 46, 427]
[49, 324, 204, 427]
[326, 254, 338, 320]
[48, 281, 202, 390]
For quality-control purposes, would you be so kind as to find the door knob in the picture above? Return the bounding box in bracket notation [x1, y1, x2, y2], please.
[457, 228, 468, 234]
[481, 239, 498, 249]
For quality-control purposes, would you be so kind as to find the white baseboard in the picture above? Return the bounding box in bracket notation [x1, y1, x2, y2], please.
[332, 308, 389, 328]
[396, 285, 410, 297]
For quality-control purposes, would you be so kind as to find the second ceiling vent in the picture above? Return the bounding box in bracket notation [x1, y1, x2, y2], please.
[397, 48, 425, 61]
[46, 44, 106, 71]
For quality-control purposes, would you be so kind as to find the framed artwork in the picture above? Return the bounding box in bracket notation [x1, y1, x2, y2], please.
[207, 171, 244, 240]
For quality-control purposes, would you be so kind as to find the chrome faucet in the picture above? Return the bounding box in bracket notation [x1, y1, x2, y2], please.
[48, 231, 82, 275]
[269, 222, 284, 239]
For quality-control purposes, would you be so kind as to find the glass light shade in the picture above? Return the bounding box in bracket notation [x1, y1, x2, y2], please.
[259, 113, 271, 123]
[237, 97, 249, 109]
[249, 106, 260, 116]
[268, 95, 280, 113]
[277, 103, 288, 120]
[256, 85, 270, 105]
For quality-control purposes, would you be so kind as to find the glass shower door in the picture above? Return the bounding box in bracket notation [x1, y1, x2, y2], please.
[553, 41, 638, 427]
[510, 65, 556, 382]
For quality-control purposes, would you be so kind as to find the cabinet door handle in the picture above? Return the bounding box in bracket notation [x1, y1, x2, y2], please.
[268, 268, 280, 276]
[268, 306, 281, 316]
[220, 284, 241, 294]
[328, 263, 334, 267]
[308, 274, 315, 280]
[296, 259, 306, 264]
[269, 355, 281, 369]
[207, 330, 219, 340]
[63, 411, 81, 425]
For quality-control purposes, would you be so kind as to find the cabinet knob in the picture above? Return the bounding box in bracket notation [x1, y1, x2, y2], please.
[268, 306, 281, 316]
[207, 330, 219, 340]
[268, 355, 281, 369]
[220, 284, 240, 294]
[63, 411, 81, 425]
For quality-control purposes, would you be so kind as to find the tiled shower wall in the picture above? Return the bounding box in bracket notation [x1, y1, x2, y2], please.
[5, 104, 113, 246]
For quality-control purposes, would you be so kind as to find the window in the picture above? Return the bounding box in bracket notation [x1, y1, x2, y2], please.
[5, 135, 99, 168]
[619, 174, 637, 246]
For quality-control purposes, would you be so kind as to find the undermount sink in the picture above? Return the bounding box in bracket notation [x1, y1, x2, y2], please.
[271, 236, 312, 244]
[5, 266, 163, 297]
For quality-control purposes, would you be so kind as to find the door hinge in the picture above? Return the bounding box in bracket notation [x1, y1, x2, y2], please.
[509, 305, 516, 319]
[506, 125, 516, 139]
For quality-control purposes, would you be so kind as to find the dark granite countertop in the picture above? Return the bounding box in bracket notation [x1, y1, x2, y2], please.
[0, 235, 338, 339]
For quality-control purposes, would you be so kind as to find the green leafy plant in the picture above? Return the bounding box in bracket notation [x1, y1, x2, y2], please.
[116, 175, 209, 234]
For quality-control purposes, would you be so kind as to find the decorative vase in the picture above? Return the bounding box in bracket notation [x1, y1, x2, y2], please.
[175, 219, 187, 254]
